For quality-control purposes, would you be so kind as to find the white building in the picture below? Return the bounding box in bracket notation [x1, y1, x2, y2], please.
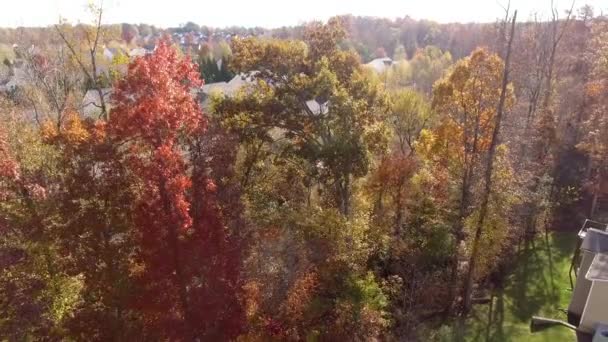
[567, 220, 608, 340]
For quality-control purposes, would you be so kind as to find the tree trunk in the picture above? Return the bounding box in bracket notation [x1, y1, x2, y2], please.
[463, 11, 517, 313]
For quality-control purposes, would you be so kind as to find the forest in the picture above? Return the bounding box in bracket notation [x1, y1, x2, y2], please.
[1, 1, 608, 341]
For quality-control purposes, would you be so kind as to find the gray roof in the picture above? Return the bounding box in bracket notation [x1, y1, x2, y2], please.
[582, 228, 608, 254]
[365, 57, 394, 73]
[82, 88, 112, 118]
[129, 48, 148, 57]
[201, 81, 228, 94]
[586, 253, 608, 282]
[201, 73, 256, 98]
[1, 66, 27, 90]
[305, 100, 329, 115]
[201, 74, 330, 116]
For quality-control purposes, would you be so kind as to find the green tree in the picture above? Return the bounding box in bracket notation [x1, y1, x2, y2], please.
[213, 19, 390, 341]
[216, 18, 387, 216]
[409, 46, 452, 95]
[388, 89, 433, 155]
[393, 44, 407, 61]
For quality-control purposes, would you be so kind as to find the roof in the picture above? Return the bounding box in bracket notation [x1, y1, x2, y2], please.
[2, 66, 28, 90]
[201, 74, 330, 116]
[305, 100, 329, 115]
[201, 81, 228, 94]
[82, 88, 112, 118]
[581, 228, 608, 254]
[201, 73, 255, 97]
[129, 48, 148, 57]
[365, 57, 394, 73]
[586, 253, 608, 282]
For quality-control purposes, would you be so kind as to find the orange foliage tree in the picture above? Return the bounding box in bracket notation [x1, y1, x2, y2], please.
[109, 38, 244, 340]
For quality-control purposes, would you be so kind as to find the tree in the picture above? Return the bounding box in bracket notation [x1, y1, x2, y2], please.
[12, 44, 84, 128]
[521, 1, 575, 239]
[375, 47, 387, 58]
[217, 18, 387, 216]
[109, 38, 244, 340]
[54, 1, 119, 120]
[427, 47, 516, 311]
[578, 21, 608, 218]
[463, 10, 517, 313]
[214, 19, 390, 340]
[385, 60, 412, 90]
[40, 112, 141, 340]
[409, 46, 452, 95]
[198, 55, 221, 82]
[121, 23, 138, 44]
[183, 21, 201, 33]
[198, 55, 233, 83]
[388, 89, 433, 155]
[393, 44, 407, 61]
[0, 101, 79, 339]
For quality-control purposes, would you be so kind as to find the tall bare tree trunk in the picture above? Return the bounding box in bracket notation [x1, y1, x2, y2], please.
[463, 10, 517, 314]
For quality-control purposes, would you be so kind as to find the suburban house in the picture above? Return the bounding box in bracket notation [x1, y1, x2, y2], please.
[531, 219, 608, 341]
[200, 72, 328, 117]
[568, 220, 608, 340]
[81, 88, 113, 118]
[365, 57, 394, 73]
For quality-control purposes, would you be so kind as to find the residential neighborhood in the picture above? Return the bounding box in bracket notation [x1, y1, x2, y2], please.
[1, 1, 607, 341]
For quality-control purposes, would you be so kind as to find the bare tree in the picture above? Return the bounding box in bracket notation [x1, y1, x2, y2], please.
[54, 1, 110, 120]
[543, 0, 576, 108]
[14, 44, 84, 128]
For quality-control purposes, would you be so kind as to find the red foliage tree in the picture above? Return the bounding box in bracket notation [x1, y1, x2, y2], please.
[0, 127, 18, 183]
[110, 38, 244, 340]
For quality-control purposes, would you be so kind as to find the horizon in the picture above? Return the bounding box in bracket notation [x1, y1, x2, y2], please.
[0, 0, 605, 29]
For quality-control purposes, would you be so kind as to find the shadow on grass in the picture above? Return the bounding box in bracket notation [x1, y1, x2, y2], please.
[459, 232, 578, 342]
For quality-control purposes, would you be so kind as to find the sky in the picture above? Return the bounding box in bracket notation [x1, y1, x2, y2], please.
[0, 0, 605, 28]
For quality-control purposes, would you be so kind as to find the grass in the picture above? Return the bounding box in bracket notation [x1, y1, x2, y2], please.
[457, 232, 579, 341]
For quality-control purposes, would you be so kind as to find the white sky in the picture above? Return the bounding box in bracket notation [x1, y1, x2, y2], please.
[0, 0, 606, 28]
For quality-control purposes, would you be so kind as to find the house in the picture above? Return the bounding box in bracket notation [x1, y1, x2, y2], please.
[0, 63, 27, 93]
[103, 47, 116, 61]
[81, 88, 112, 118]
[103, 47, 128, 62]
[129, 48, 148, 58]
[199, 73, 257, 107]
[531, 219, 608, 341]
[568, 220, 608, 336]
[200, 72, 332, 117]
[364, 57, 394, 73]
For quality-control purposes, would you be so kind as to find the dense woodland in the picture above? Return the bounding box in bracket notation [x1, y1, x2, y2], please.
[1, 2, 608, 341]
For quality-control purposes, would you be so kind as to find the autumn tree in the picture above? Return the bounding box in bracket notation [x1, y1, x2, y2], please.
[388, 89, 433, 155]
[393, 44, 407, 61]
[54, 1, 119, 119]
[408, 45, 453, 95]
[39, 112, 142, 340]
[463, 10, 517, 313]
[520, 1, 576, 237]
[214, 19, 390, 340]
[109, 38, 244, 340]
[8, 43, 84, 129]
[217, 18, 386, 216]
[578, 20, 608, 219]
[367, 89, 431, 230]
[121, 23, 138, 44]
[424, 47, 516, 311]
[0, 101, 81, 339]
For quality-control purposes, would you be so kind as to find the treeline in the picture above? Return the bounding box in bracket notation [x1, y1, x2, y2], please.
[0, 10, 591, 64]
[1, 3, 608, 341]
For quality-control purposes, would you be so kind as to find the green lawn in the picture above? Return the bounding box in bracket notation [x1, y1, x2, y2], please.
[460, 232, 579, 341]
